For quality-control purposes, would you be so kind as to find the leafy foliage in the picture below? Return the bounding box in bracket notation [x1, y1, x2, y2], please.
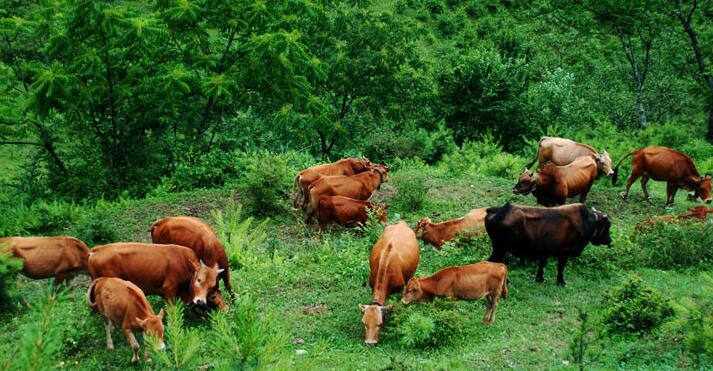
[0, 248, 23, 311]
[151, 301, 202, 369]
[211, 195, 270, 271]
[634, 220, 713, 270]
[391, 299, 463, 349]
[602, 275, 673, 335]
[666, 273, 713, 368]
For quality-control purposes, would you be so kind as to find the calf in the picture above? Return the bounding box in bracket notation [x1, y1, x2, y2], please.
[359, 221, 419, 345]
[88, 243, 223, 307]
[87, 277, 165, 363]
[401, 261, 508, 324]
[637, 206, 713, 232]
[414, 208, 487, 249]
[0, 236, 89, 284]
[294, 158, 373, 208]
[316, 196, 388, 238]
[513, 156, 598, 206]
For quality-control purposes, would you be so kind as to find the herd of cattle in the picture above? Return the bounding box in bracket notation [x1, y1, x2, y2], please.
[2, 136, 713, 357]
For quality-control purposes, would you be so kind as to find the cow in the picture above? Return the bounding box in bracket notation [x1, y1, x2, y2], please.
[359, 221, 419, 346]
[86, 277, 166, 363]
[294, 158, 373, 209]
[316, 196, 389, 238]
[612, 147, 712, 206]
[305, 167, 388, 229]
[0, 236, 89, 284]
[525, 137, 614, 177]
[637, 205, 713, 232]
[414, 208, 487, 249]
[88, 243, 223, 307]
[401, 261, 508, 324]
[151, 216, 231, 298]
[513, 156, 599, 206]
[484, 203, 612, 286]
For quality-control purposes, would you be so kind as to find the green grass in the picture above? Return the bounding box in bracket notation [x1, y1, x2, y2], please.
[0, 167, 710, 369]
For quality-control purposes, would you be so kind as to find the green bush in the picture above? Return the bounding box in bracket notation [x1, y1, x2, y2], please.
[634, 220, 713, 270]
[0, 249, 23, 311]
[601, 275, 673, 335]
[666, 273, 713, 368]
[438, 135, 524, 178]
[0, 200, 82, 236]
[211, 196, 271, 271]
[391, 299, 462, 349]
[234, 151, 292, 217]
[70, 208, 117, 246]
[392, 170, 429, 212]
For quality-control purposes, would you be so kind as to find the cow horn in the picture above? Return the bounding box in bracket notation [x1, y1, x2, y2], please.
[200, 259, 207, 268]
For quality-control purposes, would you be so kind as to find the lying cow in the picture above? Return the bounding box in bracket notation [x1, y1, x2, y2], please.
[485, 203, 612, 286]
[87, 277, 166, 363]
[637, 205, 713, 232]
[359, 221, 419, 346]
[0, 236, 89, 284]
[88, 243, 223, 307]
[513, 156, 598, 206]
[316, 196, 388, 238]
[306, 166, 388, 229]
[151, 216, 231, 297]
[401, 261, 507, 324]
[525, 136, 614, 177]
[414, 208, 487, 249]
[613, 147, 712, 205]
[294, 158, 373, 209]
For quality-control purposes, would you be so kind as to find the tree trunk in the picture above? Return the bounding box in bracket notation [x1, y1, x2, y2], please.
[636, 83, 648, 129]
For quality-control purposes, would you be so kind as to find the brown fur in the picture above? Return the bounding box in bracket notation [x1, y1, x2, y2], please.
[528, 137, 613, 177]
[88, 243, 223, 307]
[514, 156, 599, 206]
[0, 236, 89, 283]
[401, 261, 508, 324]
[637, 206, 713, 232]
[294, 158, 373, 209]
[316, 196, 388, 238]
[359, 221, 419, 345]
[414, 208, 487, 249]
[87, 277, 165, 363]
[614, 147, 712, 205]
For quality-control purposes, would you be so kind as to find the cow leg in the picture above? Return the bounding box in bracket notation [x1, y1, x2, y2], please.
[556, 256, 568, 286]
[488, 249, 506, 263]
[482, 295, 492, 324]
[489, 293, 500, 324]
[622, 171, 642, 199]
[666, 182, 678, 206]
[536, 258, 547, 283]
[124, 329, 141, 363]
[105, 320, 115, 350]
[640, 175, 650, 200]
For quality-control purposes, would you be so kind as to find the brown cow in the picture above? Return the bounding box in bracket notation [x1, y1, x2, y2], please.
[305, 167, 388, 229]
[316, 196, 389, 238]
[0, 236, 89, 283]
[414, 208, 487, 249]
[637, 205, 713, 232]
[401, 261, 508, 324]
[359, 221, 419, 345]
[525, 137, 614, 177]
[151, 216, 231, 295]
[514, 156, 599, 206]
[613, 147, 712, 205]
[88, 243, 223, 307]
[86, 277, 165, 363]
[294, 158, 373, 208]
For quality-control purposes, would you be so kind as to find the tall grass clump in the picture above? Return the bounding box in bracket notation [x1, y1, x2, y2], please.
[438, 134, 523, 178]
[601, 275, 673, 335]
[0, 248, 23, 311]
[6, 285, 67, 370]
[152, 301, 202, 369]
[211, 195, 270, 271]
[634, 220, 713, 270]
[390, 299, 462, 349]
[391, 169, 429, 212]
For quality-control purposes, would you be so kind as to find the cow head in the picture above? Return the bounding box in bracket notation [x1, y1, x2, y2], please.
[513, 168, 536, 195]
[414, 218, 433, 238]
[373, 166, 389, 186]
[208, 289, 228, 311]
[352, 158, 372, 173]
[401, 277, 425, 304]
[693, 176, 712, 203]
[359, 303, 392, 345]
[138, 308, 165, 351]
[590, 208, 612, 247]
[595, 151, 614, 178]
[190, 260, 224, 307]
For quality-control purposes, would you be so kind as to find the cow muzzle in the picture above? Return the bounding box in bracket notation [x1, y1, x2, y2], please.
[364, 340, 377, 346]
[192, 298, 207, 307]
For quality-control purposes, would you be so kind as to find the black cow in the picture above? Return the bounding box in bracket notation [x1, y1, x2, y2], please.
[484, 203, 612, 286]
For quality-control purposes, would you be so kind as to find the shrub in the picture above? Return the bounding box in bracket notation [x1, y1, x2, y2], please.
[601, 275, 673, 335]
[161, 149, 239, 193]
[211, 196, 270, 271]
[234, 151, 291, 217]
[151, 301, 202, 369]
[666, 273, 713, 368]
[438, 135, 524, 178]
[0, 249, 23, 311]
[634, 220, 713, 270]
[70, 208, 117, 246]
[392, 170, 429, 212]
[391, 299, 462, 348]
[0, 200, 82, 236]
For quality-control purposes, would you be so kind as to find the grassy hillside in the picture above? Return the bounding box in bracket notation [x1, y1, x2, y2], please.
[1, 164, 710, 369]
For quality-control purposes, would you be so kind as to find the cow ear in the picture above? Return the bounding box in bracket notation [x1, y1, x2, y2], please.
[359, 304, 367, 312]
[382, 304, 393, 314]
[158, 308, 165, 319]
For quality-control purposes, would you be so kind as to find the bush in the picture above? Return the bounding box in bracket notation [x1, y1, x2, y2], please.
[70, 207, 117, 246]
[211, 196, 270, 271]
[234, 151, 292, 217]
[666, 273, 713, 368]
[634, 220, 713, 270]
[601, 275, 673, 335]
[392, 170, 429, 212]
[0, 249, 23, 311]
[391, 299, 462, 349]
[0, 200, 82, 236]
[438, 135, 524, 178]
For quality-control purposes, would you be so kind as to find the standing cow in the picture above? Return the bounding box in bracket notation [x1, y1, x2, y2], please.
[485, 203, 612, 286]
[0, 236, 89, 284]
[294, 158, 373, 209]
[359, 221, 419, 345]
[513, 156, 599, 206]
[526, 137, 614, 178]
[612, 147, 712, 205]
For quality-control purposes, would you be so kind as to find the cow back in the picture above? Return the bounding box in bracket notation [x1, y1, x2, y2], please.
[369, 222, 419, 299]
[151, 216, 227, 270]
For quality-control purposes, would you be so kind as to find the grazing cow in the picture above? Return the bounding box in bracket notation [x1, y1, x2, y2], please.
[294, 158, 373, 208]
[0, 236, 89, 283]
[485, 203, 612, 286]
[86, 277, 165, 363]
[316, 196, 389, 238]
[306, 167, 388, 229]
[613, 147, 712, 205]
[401, 261, 508, 324]
[513, 156, 598, 206]
[359, 221, 419, 345]
[88, 243, 223, 307]
[637, 205, 713, 232]
[151, 216, 231, 296]
[525, 136, 614, 177]
[414, 208, 487, 249]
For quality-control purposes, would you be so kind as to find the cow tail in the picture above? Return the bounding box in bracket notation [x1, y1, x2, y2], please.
[501, 271, 508, 300]
[86, 279, 98, 309]
[612, 151, 635, 185]
[293, 175, 302, 208]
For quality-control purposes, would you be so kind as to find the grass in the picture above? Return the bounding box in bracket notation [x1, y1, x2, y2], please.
[0, 166, 710, 369]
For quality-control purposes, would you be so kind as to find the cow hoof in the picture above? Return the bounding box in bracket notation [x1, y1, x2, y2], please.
[557, 281, 567, 287]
